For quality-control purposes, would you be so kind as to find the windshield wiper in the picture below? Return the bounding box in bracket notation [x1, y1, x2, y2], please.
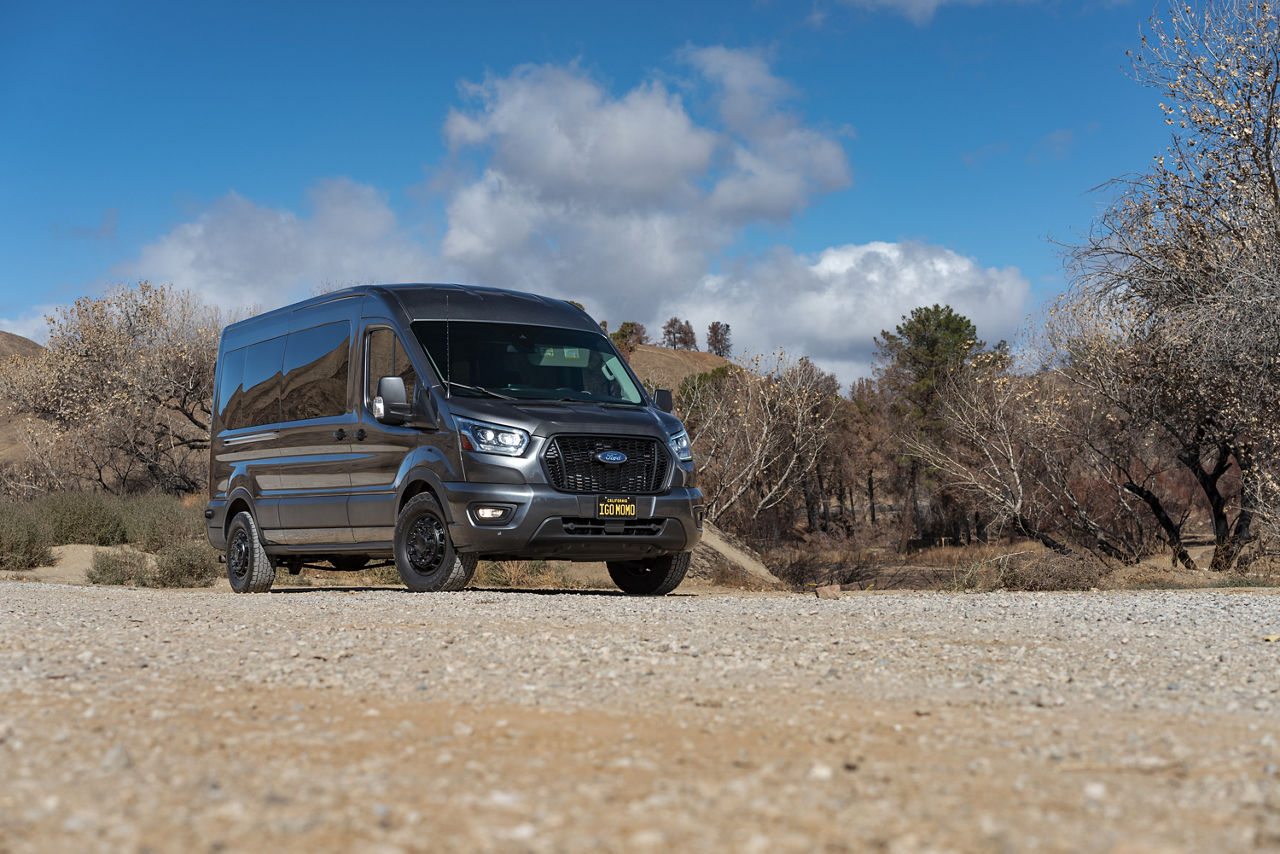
[444, 381, 517, 401]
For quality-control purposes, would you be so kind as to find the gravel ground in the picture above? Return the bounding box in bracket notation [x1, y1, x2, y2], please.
[2, 582, 1280, 852]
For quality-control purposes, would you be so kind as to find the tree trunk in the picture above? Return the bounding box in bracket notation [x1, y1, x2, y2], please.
[899, 459, 919, 552]
[866, 472, 876, 524]
[803, 477, 818, 533]
[1122, 481, 1197, 570]
[816, 465, 831, 528]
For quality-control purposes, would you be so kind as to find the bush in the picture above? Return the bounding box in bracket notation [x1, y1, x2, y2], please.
[475, 559, 566, 588]
[141, 542, 218, 588]
[996, 552, 1107, 591]
[87, 549, 149, 585]
[118, 494, 204, 551]
[37, 492, 128, 546]
[0, 505, 54, 569]
[943, 550, 1108, 592]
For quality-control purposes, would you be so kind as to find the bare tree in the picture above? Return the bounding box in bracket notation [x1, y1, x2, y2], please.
[678, 352, 840, 530]
[0, 282, 225, 495]
[705, 321, 731, 357]
[661, 317, 697, 350]
[1068, 1, 1280, 569]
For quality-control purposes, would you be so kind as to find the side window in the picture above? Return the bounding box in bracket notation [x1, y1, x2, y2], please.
[215, 346, 246, 432]
[239, 337, 286, 428]
[365, 327, 418, 406]
[280, 321, 351, 422]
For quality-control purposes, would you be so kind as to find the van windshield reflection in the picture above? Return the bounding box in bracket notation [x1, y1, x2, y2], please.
[413, 321, 645, 405]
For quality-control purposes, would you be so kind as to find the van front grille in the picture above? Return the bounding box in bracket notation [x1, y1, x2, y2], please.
[543, 435, 668, 494]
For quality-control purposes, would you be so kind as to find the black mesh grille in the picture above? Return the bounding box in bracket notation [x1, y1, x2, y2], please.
[543, 435, 669, 494]
[562, 517, 665, 536]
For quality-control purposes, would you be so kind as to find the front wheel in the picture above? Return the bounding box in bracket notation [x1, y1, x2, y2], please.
[226, 511, 276, 593]
[607, 552, 690, 596]
[394, 494, 477, 592]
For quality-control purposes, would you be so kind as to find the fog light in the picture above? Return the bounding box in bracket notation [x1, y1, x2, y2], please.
[471, 504, 515, 525]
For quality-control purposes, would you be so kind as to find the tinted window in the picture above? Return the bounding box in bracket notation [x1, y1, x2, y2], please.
[280, 321, 351, 421]
[238, 337, 287, 428]
[365, 327, 418, 405]
[413, 321, 643, 404]
[215, 346, 247, 431]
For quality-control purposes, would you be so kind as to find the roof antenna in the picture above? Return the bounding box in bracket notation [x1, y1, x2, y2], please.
[445, 291, 452, 399]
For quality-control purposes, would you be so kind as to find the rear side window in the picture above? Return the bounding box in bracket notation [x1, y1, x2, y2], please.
[365, 327, 418, 405]
[281, 321, 351, 421]
[215, 346, 247, 431]
[238, 337, 287, 429]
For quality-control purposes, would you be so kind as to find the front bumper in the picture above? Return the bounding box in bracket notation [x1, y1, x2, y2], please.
[439, 481, 704, 561]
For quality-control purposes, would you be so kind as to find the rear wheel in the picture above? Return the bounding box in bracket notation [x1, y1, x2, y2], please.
[394, 494, 476, 592]
[607, 552, 690, 596]
[226, 511, 276, 593]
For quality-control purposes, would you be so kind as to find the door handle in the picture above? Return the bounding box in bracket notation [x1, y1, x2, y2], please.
[354, 429, 367, 442]
[333, 429, 347, 441]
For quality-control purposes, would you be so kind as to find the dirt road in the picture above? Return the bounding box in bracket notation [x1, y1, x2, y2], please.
[2, 583, 1279, 852]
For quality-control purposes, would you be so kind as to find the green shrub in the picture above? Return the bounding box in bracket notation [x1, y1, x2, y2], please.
[141, 542, 218, 588]
[37, 492, 128, 546]
[87, 549, 149, 585]
[118, 494, 204, 551]
[0, 505, 54, 569]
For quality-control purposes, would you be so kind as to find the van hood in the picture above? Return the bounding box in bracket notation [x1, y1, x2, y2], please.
[441, 397, 683, 438]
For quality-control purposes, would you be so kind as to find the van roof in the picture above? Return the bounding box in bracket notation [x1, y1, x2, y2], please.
[372, 283, 599, 331]
[221, 283, 602, 342]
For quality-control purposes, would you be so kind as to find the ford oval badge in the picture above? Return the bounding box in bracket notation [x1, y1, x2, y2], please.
[594, 450, 628, 465]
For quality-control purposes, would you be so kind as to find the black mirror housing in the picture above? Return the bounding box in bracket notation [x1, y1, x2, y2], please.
[654, 388, 673, 413]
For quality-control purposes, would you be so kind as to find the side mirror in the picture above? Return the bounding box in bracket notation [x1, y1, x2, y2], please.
[373, 376, 408, 425]
[654, 388, 673, 413]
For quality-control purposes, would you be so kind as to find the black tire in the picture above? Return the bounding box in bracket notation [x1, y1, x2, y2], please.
[607, 552, 690, 596]
[226, 511, 276, 593]
[329, 555, 370, 571]
[394, 494, 477, 592]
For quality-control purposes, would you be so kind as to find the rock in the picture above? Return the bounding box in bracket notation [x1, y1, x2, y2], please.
[815, 584, 842, 600]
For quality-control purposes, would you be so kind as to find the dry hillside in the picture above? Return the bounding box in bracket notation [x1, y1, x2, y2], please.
[0, 330, 41, 359]
[626, 343, 729, 395]
[0, 332, 41, 466]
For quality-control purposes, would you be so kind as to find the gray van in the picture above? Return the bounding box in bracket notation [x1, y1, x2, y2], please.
[205, 284, 704, 595]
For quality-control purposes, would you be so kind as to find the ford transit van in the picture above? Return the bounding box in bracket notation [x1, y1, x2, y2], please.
[205, 284, 704, 594]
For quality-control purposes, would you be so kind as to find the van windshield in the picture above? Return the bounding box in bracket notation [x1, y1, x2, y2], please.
[412, 321, 645, 405]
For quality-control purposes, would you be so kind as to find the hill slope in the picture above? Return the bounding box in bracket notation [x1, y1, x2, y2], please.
[0, 330, 41, 359]
[0, 332, 42, 466]
[626, 344, 729, 394]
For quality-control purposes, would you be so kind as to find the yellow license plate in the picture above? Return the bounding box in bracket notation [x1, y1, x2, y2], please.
[597, 496, 637, 518]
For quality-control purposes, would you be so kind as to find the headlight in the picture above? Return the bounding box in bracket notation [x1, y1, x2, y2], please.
[668, 429, 693, 462]
[456, 416, 530, 456]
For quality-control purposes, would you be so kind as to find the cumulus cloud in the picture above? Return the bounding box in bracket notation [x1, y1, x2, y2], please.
[99, 48, 1028, 383]
[667, 242, 1030, 381]
[0, 304, 59, 343]
[117, 178, 446, 314]
[441, 48, 852, 321]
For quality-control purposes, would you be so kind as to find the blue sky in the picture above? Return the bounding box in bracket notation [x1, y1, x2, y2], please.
[1, 0, 1166, 378]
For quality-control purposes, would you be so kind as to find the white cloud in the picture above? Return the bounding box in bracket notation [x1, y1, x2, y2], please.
[117, 178, 446, 314]
[440, 48, 852, 320]
[97, 48, 1028, 383]
[667, 242, 1030, 381]
[0, 304, 58, 343]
